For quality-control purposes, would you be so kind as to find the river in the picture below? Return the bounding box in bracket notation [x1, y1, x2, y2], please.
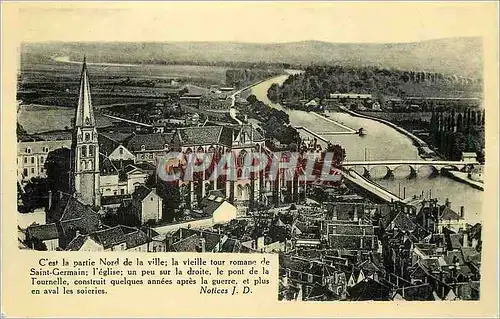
[251, 75, 483, 225]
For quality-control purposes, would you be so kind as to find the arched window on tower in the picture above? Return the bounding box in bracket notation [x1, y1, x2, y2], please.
[85, 133, 91, 141]
[81, 145, 87, 157]
[89, 145, 95, 157]
[238, 150, 247, 166]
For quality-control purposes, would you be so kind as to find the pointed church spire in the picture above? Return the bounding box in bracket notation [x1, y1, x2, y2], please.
[75, 56, 95, 127]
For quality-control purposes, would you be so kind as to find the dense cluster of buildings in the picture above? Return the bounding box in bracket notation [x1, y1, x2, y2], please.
[276, 199, 480, 301]
[17, 59, 481, 301]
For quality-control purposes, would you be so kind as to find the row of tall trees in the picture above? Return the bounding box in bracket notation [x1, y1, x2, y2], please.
[430, 108, 485, 162]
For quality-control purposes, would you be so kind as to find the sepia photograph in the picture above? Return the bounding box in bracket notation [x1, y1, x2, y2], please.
[5, 1, 498, 313]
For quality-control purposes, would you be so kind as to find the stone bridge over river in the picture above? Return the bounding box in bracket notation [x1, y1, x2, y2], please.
[342, 160, 478, 178]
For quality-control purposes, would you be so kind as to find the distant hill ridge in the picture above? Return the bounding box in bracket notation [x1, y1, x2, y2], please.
[22, 37, 483, 78]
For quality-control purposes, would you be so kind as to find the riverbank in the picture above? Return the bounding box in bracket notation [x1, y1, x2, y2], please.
[443, 170, 484, 191]
[310, 112, 357, 133]
[337, 105, 428, 148]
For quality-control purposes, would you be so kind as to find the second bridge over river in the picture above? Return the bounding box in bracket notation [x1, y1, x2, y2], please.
[342, 160, 478, 178]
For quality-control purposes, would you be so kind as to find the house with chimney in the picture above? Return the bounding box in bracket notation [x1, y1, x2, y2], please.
[416, 198, 466, 233]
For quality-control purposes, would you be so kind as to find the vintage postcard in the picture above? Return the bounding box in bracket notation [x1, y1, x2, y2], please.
[2, 1, 499, 318]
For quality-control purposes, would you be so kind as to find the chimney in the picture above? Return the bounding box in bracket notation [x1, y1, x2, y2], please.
[353, 205, 358, 222]
[445, 198, 451, 208]
[75, 230, 81, 237]
[460, 206, 464, 218]
[200, 237, 206, 253]
[332, 205, 337, 220]
[60, 191, 63, 200]
[48, 190, 52, 210]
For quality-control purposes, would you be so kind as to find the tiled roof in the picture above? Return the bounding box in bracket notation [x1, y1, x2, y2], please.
[90, 226, 127, 249]
[99, 155, 119, 175]
[391, 212, 417, 232]
[172, 228, 233, 253]
[198, 194, 226, 217]
[220, 238, 242, 253]
[175, 126, 233, 147]
[348, 278, 391, 301]
[125, 133, 174, 152]
[414, 243, 438, 256]
[394, 284, 434, 301]
[444, 251, 465, 266]
[56, 193, 101, 237]
[461, 247, 481, 265]
[171, 234, 200, 252]
[357, 260, 383, 277]
[203, 232, 223, 252]
[60, 215, 101, 239]
[27, 223, 59, 241]
[123, 228, 149, 249]
[98, 134, 121, 156]
[60, 195, 96, 222]
[140, 226, 160, 238]
[279, 255, 332, 277]
[440, 206, 462, 220]
[47, 191, 73, 222]
[132, 185, 154, 202]
[65, 234, 88, 251]
[328, 234, 377, 250]
[328, 223, 374, 236]
[419, 258, 441, 273]
[447, 233, 462, 250]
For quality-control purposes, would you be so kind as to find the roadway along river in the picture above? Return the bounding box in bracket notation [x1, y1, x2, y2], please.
[251, 75, 483, 225]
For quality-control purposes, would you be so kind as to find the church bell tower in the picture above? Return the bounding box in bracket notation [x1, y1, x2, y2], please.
[71, 57, 101, 207]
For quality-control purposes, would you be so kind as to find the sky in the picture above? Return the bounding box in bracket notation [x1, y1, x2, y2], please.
[11, 2, 497, 44]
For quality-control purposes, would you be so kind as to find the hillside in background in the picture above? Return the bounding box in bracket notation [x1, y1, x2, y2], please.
[21, 37, 483, 78]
